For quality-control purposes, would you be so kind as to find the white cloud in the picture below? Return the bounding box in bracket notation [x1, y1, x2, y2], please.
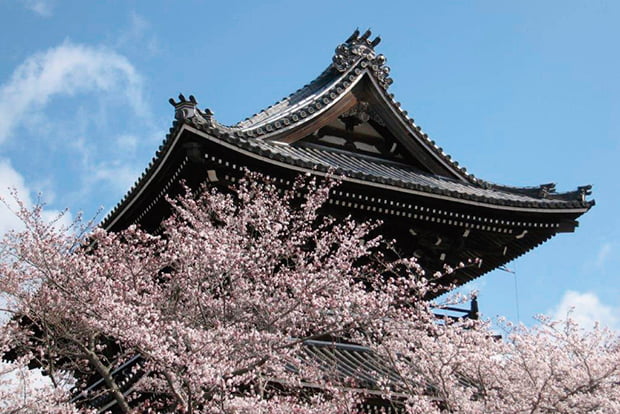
[0, 41, 147, 144]
[550, 290, 619, 330]
[18, 0, 53, 16]
[115, 133, 139, 153]
[64, 133, 142, 197]
[0, 159, 32, 234]
[595, 242, 613, 269]
[113, 12, 160, 56]
[91, 162, 140, 194]
[0, 159, 71, 236]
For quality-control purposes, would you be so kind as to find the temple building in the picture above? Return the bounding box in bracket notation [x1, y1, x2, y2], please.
[85, 30, 593, 411]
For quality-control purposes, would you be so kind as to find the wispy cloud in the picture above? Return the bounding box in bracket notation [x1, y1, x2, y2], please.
[0, 159, 31, 234]
[0, 40, 158, 214]
[113, 12, 161, 56]
[62, 130, 153, 206]
[18, 0, 53, 17]
[0, 159, 70, 235]
[91, 161, 141, 195]
[0, 41, 148, 145]
[550, 290, 619, 330]
[595, 242, 613, 269]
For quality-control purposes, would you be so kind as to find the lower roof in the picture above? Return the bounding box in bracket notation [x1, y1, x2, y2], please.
[221, 133, 592, 211]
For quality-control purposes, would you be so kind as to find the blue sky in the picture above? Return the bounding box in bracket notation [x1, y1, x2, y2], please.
[0, 1, 618, 329]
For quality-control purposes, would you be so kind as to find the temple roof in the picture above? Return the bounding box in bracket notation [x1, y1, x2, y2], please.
[102, 29, 593, 230]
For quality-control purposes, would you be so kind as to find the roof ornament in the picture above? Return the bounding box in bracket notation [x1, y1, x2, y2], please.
[578, 185, 593, 202]
[169, 94, 215, 128]
[556, 184, 593, 204]
[332, 29, 393, 89]
[538, 183, 556, 198]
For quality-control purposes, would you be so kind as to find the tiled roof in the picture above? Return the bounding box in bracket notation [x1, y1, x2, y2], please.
[217, 137, 592, 210]
[102, 30, 593, 229]
[233, 68, 336, 130]
[234, 29, 392, 130]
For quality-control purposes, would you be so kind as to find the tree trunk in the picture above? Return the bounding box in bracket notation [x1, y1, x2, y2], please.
[85, 351, 131, 413]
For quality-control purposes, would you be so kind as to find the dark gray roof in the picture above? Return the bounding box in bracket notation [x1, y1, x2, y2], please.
[102, 30, 593, 230]
[221, 137, 592, 210]
[233, 67, 336, 130]
[234, 29, 392, 131]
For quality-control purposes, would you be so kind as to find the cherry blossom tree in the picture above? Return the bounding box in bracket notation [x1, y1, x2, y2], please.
[377, 312, 620, 413]
[0, 176, 420, 412]
[1, 176, 618, 413]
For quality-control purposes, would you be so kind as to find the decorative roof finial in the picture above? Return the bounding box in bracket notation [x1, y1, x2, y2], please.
[538, 183, 556, 198]
[578, 185, 593, 202]
[360, 29, 372, 41]
[332, 29, 393, 89]
[169, 93, 214, 129]
[169, 93, 199, 121]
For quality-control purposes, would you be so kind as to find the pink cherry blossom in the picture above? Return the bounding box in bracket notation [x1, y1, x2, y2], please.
[0, 177, 617, 413]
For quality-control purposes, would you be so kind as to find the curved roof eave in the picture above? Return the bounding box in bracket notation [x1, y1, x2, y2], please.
[183, 124, 592, 214]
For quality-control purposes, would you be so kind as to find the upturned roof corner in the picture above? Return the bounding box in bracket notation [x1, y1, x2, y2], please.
[169, 93, 216, 129]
